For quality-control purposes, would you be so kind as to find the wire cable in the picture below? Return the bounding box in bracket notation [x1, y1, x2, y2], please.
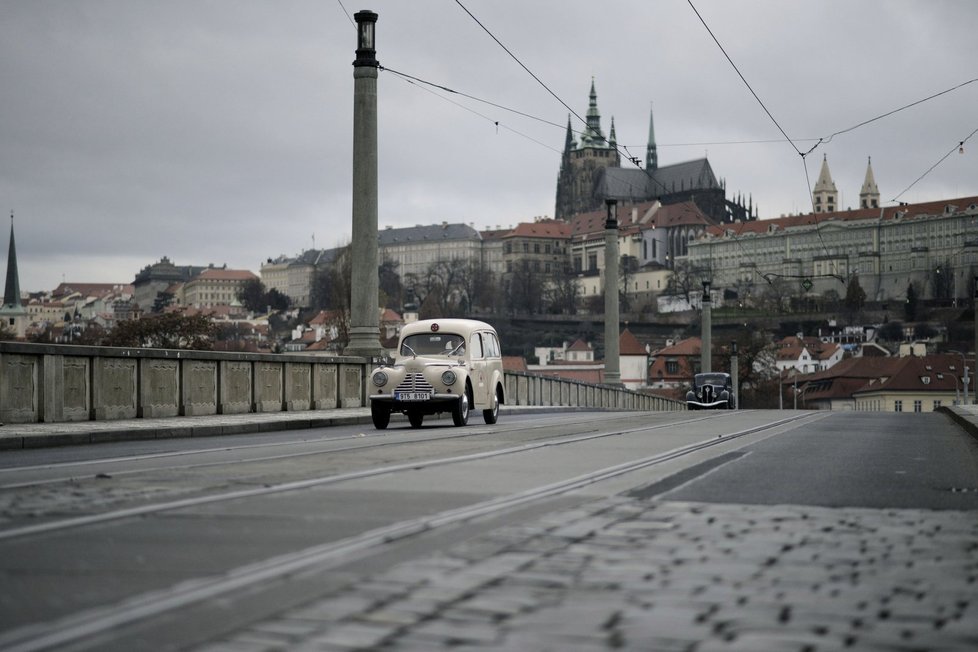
[686, 0, 801, 156]
[891, 127, 978, 202]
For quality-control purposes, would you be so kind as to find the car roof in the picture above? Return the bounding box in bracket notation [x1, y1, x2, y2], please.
[399, 319, 496, 339]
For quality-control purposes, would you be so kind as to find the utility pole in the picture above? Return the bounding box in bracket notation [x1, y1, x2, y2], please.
[345, 10, 382, 357]
[603, 199, 621, 386]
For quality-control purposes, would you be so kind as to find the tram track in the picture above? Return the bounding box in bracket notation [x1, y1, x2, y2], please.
[0, 411, 738, 542]
[0, 411, 681, 490]
[0, 410, 826, 652]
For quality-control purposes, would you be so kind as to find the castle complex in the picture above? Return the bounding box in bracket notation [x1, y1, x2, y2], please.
[554, 80, 756, 226]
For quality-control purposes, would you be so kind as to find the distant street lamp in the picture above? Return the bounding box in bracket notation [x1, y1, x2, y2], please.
[701, 280, 712, 373]
[603, 199, 621, 386]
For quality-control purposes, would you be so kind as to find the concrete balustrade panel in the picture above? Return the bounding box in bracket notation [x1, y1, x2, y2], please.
[92, 356, 137, 420]
[219, 360, 252, 414]
[339, 364, 362, 408]
[182, 360, 217, 416]
[313, 363, 339, 409]
[285, 362, 312, 411]
[254, 362, 284, 413]
[62, 356, 90, 422]
[1, 353, 39, 423]
[139, 358, 180, 418]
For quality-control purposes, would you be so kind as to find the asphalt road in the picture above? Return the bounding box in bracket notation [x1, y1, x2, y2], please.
[0, 409, 976, 651]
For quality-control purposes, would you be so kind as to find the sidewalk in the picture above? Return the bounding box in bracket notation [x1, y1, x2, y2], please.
[941, 404, 978, 441]
[0, 405, 591, 451]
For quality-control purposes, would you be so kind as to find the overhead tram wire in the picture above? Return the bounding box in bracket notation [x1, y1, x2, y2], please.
[383, 69, 561, 153]
[452, 0, 674, 197]
[892, 126, 978, 203]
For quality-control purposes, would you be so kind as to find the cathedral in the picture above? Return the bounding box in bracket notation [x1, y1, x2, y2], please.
[554, 80, 756, 225]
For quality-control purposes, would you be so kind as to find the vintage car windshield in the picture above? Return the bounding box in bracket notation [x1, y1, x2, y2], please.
[695, 373, 728, 386]
[400, 333, 466, 357]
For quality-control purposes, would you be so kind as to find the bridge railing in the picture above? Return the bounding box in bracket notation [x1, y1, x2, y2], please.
[0, 342, 683, 424]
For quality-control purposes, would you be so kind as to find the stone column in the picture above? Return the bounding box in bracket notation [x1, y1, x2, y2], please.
[345, 10, 382, 358]
[730, 340, 738, 409]
[701, 280, 712, 373]
[603, 199, 621, 386]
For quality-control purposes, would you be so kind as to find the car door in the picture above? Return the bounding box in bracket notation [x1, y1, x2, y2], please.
[468, 331, 488, 406]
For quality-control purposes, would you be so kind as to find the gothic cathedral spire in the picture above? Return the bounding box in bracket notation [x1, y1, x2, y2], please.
[645, 103, 658, 171]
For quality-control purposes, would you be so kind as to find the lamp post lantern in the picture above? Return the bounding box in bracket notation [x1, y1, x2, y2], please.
[345, 9, 382, 357]
[603, 199, 621, 386]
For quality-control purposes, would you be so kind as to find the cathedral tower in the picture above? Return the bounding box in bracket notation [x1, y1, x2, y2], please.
[554, 79, 621, 219]
[812, 155, 838, 213]
[859, 157, 880, 209]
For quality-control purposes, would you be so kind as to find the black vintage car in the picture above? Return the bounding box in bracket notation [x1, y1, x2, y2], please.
[686, 372, 735, 410]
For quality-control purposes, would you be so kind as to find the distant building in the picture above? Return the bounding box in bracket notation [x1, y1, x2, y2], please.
[183, 267, 259, 309]
[800, 353, 973, 412]
[379, 222, 483, 283]
[133, 257, 207, 312]
[688, 194, 978, 303]
[260, 248, 341, 309]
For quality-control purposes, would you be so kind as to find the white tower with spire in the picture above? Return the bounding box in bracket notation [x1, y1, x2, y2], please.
[812, 155, 838, 213]
[859, 157, 880, 209]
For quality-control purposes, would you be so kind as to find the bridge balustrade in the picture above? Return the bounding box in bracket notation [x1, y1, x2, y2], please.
[0, 342, 683, 424]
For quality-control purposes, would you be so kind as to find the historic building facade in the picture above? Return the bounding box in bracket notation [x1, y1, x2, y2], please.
[685, 194, 978, 303]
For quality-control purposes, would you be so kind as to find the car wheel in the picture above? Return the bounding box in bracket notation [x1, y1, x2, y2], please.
[452, 386, 471, 427]
[370, 402, 390, 430]
[483, 387, 500, 425]
[408, 410, 424, 428]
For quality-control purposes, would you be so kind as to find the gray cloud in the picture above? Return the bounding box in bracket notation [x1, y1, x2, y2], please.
[2, 0, 976, 292]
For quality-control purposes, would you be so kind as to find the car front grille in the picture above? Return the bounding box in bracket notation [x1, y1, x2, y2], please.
[702, 385, 714, 402]
[396, 373, 434, 394]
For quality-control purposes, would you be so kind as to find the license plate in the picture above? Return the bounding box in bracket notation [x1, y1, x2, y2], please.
[395, 392, 431, 401]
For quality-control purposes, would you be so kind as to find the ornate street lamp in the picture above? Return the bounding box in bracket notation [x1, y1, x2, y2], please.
[346, 9, 382, 357]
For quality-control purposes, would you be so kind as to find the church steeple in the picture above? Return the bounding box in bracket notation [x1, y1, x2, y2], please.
[608, 117, 617, 148]
[1, 212, 27, 338]
[3, 213, 22, 311]
[859, 156, 880, 209]
[645, 103, 658, 171]
[812, 155, 838, 213]
[584, 77, 605, 145]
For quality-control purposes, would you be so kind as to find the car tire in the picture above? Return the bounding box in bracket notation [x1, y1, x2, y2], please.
[452, 386, 471, 427]
[371, 402, 390, 430]
[408, 410, 424, 428]
[483, 387, 500, 425]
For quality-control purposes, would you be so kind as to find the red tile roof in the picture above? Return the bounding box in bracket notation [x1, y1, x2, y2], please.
[619, 329, 647, 356]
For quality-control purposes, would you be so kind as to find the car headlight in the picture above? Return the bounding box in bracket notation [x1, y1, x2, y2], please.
[441, 370, 457, 386]
[372, 371, 388, 387]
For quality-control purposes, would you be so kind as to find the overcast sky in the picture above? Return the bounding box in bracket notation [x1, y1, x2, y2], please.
[2, 1, 976, 293]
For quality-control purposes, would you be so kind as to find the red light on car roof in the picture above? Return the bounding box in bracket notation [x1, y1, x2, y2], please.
[431, 323, 439, 332]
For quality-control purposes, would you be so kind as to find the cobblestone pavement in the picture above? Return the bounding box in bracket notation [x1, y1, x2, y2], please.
[194, 496, 978, 651]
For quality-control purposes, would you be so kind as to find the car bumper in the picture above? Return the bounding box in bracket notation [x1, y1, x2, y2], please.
[686, 399, 729, 409]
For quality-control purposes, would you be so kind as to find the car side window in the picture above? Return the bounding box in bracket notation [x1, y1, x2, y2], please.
[470, 333, 484, 359]
[485, 332, 500, 358]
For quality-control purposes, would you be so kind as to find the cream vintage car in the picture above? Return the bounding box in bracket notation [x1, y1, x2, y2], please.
[369, 319, 505, 429]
